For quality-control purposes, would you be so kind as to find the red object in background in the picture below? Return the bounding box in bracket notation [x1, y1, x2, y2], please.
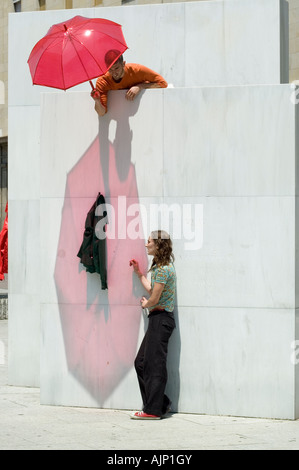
[0, 203, 8, 281]
[27, 15, 128, 91]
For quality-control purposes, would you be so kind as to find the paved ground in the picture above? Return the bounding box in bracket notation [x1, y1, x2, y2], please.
[0, 319, 298, 451]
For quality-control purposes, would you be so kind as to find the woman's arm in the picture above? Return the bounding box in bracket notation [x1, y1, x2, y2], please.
[130, 259, 166, 309]
[138, 273, 151, 294]
[130, 259, 151, 294]
[141, 282, 165, 309]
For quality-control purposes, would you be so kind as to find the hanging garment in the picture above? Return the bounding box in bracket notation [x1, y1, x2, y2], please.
[0, 203, 8, 281]
[77, 193, 108, 289]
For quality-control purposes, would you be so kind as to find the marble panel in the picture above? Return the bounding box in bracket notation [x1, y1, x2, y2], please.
[40, 197, 66, 305]
[40, 92, 99, 198]
[40, 302, 100, 407]
[174, 306, 296, 419]
[168, 196, 294, 309]
[8, 294, 40, 387]
[8, 106, 41, 201]
[8, 200, 40, 296]
[125, 90, 164, 197]
[184, 0, 288, 87]
[163, 85, 295, 197]
[40, 299, 145, 409]
[40, 90, 164, 199]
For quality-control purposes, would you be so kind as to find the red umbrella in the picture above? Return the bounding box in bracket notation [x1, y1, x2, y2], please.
[27, 15, 128, 91]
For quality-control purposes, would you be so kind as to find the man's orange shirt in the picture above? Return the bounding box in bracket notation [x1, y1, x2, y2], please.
[96, 63, 168, 111]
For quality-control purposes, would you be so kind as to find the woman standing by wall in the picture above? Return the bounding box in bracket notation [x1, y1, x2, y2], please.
[130, 230, 176, 420]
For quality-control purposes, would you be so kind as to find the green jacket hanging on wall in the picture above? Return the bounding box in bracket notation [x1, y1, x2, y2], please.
[77, 192, 108, 289]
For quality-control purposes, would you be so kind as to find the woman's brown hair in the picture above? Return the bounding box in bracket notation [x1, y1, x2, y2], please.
[149, 230, 174, 270]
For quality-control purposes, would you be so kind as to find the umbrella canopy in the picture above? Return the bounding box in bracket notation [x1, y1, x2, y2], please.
[27, 15, 128, 90]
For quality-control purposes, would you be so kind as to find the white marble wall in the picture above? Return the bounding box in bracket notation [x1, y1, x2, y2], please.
[8, 0, 298, 418]
[38, 86, 298, 419]
[8, 0, 289, 109]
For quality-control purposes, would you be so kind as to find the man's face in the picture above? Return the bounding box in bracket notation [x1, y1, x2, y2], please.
[108, 60, 125, 81]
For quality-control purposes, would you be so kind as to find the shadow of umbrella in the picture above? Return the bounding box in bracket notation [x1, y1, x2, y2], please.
[54, 128, 148, 406]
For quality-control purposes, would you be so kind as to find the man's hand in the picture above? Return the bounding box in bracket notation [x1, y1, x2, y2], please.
[91, 90, 107, 116]
[125, 82, 162, 101]
[126, 86, 141, 101]
[90, 89, 100, 100]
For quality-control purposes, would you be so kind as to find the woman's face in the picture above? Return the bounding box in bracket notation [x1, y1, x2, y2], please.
[145, 236, 157, 257]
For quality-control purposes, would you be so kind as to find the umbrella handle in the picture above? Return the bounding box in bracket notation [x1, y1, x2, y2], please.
[89, 81, 100, 99]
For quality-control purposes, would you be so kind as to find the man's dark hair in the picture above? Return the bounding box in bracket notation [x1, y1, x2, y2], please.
[105, 50, 124, 68]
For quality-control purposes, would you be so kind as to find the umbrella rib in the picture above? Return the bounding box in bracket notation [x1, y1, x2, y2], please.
[93, 30, 126, 44]
[30, 37, 63, 83]
[60, 36, 68, 90]
[68, 34, 93, 82]
[71, 33, 127, 74]
[85, 28, 127, 49]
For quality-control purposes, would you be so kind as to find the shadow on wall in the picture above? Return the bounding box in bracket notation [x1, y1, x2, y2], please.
[54, 90, 181, 410]
[166, 295, 181, 413]
[140, 294, 181, 413]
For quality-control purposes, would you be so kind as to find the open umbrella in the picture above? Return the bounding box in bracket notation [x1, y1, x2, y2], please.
[27, 15, 128, 91]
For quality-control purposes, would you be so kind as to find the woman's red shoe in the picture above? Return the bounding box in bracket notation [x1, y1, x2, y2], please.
[130, 411, 161, 420]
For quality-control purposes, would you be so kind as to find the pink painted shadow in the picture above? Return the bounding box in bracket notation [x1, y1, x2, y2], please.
[54, 130, 148, 404]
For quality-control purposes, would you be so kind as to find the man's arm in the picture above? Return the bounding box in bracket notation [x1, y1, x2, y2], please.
[94, 97, 107, 116]
[125, 65, 168, 101]
[91, 89, 107, 116]
[125, 82, 164, 101]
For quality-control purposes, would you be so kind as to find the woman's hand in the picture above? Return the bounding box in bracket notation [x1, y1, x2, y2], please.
[130, 259, 152, 294]
[140, 296, 148, 308]
[129, 258, 141, 275]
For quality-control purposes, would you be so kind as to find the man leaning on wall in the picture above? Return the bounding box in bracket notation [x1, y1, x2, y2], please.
[91, 50, 168, 116]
